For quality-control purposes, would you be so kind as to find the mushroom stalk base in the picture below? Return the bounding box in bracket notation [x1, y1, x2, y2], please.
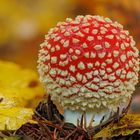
[64, 109, 110, 126]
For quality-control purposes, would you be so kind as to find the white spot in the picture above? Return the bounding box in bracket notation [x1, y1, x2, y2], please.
[72, 20, 80, 25]
[116, 36, 120, 40]
[66, 18, 72, 22]
[82, 42, 88, 48]
[49, 69, 56, 77]
[86, 72, 93, 79]
[120, 43, 125, 50]
[100, 27, 107, 34]
[120, 74, 125, 79]
[60, 54, 67, 60]
[100, 70, 105, 75]
[105, 42, 110, 48]
[82, 23, 90, 27]
[97, 36, 102, 40]
[60, 39, 65, 44]
[106, 59, 112, 64]
[128, 60, 133, 67]
[114, 22, 123, 29]
[69, 65, 76, 72]
[57, 21, 65, 26]
[113, 62, 119, 69]
[104, 24, 110, 28]
[83, 28, 89, 33]
[82, 76, 87, 83]
[124, 30, 129, 35]
[51, 57, 57, 64]
[101, 62, 106, 68]
[51, 34, 57, 39]
[105, 17, 112, 23]
[65, 81, 71, 86]
[107, 68, 112, 73]
[76, 73, 83, 81]
[92, 29, 98, 34]
[94, 45, 102, 50]
[39, 49, 48, 54]
[84, 52, 90, 58]
[93, 21, 98, 27]
[75, 49, 81, 55]
[125, 64, 129, 70]
[102, 74, 107, 79]
[126, 72, 132, 79]
[72, 26, 79, 32]
[106, 35, 114, 39]
[64, 31, 70, 37]
[113, 50, 119, 57]
[90, 52, 96, 58]
[121, 70, 126, 75]
[46, 54, 50, 60]
[124, 42, 129, 47]
[95, 61, 100, 66]
[59, 78, 66, 85]
[120, 54, 126, 62]
[59, 60, 68, 66]
[99, 82, 108, 87]
[111, 29, 117, 34]
[120, 34, 126, 39]
[91, 83, 99, 90]
[116, 69, 121, 76]
[60, 70, 68, 76]
[93, 78, 100, 83]
[73, 38, 79, 43]
[71, 55, 78, 60]
[93, 70, 99, 75]
[78, 62, 85, 70]
[55, 45, 60, 51]
[106, 86, 114, 93]
[87, 36, 94, 41]
[130, 39, 135, 47]
[63, 40, 69, 47]
[70, 76, 76, 82]
[69, 48, 73, 53]
[87, 63, 93, 68]
[76, 31, 84, 37]
[114, 81, 120, 87]
[98, 52, 106, 58]
[51, 47, 55, 52]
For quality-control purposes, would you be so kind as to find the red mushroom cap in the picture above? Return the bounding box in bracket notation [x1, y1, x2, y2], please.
[38, 15, 139, 111]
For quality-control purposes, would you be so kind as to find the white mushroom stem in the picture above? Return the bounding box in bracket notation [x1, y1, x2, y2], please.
[64, 100, 130, 126]
[64, 109, 110, 126]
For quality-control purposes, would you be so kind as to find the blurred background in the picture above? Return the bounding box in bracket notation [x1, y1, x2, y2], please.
[0, 0, 140, 112]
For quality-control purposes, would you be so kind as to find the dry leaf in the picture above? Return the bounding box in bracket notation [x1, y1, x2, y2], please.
[0, 60, 44, 130]
[0, 107, 33, 130]
[0, 60, 44, 108]
[94, 114, 140, 138]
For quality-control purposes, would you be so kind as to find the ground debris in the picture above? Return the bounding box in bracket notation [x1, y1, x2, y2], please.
[16, 95, 91, 140]
[1, 95, 134, 140]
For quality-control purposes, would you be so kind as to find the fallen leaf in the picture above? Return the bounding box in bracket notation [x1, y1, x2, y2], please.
[94, 114, 140, 138]
[0, 107, 33, 130]
[0, 60, 44, 108]
[0, 60, 44, 130]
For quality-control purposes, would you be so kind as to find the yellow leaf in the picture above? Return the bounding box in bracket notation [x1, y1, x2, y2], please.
[0, 107, 33, 130]
[0, 60, 44, 130]
[94, 114, 140, 138]
[0, 60, 44, 108]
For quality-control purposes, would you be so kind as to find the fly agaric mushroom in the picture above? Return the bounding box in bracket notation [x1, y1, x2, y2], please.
[38, 15, 139, 125]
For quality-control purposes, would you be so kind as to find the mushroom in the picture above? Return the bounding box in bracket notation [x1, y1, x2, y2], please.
[37, 15, 139, 126]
